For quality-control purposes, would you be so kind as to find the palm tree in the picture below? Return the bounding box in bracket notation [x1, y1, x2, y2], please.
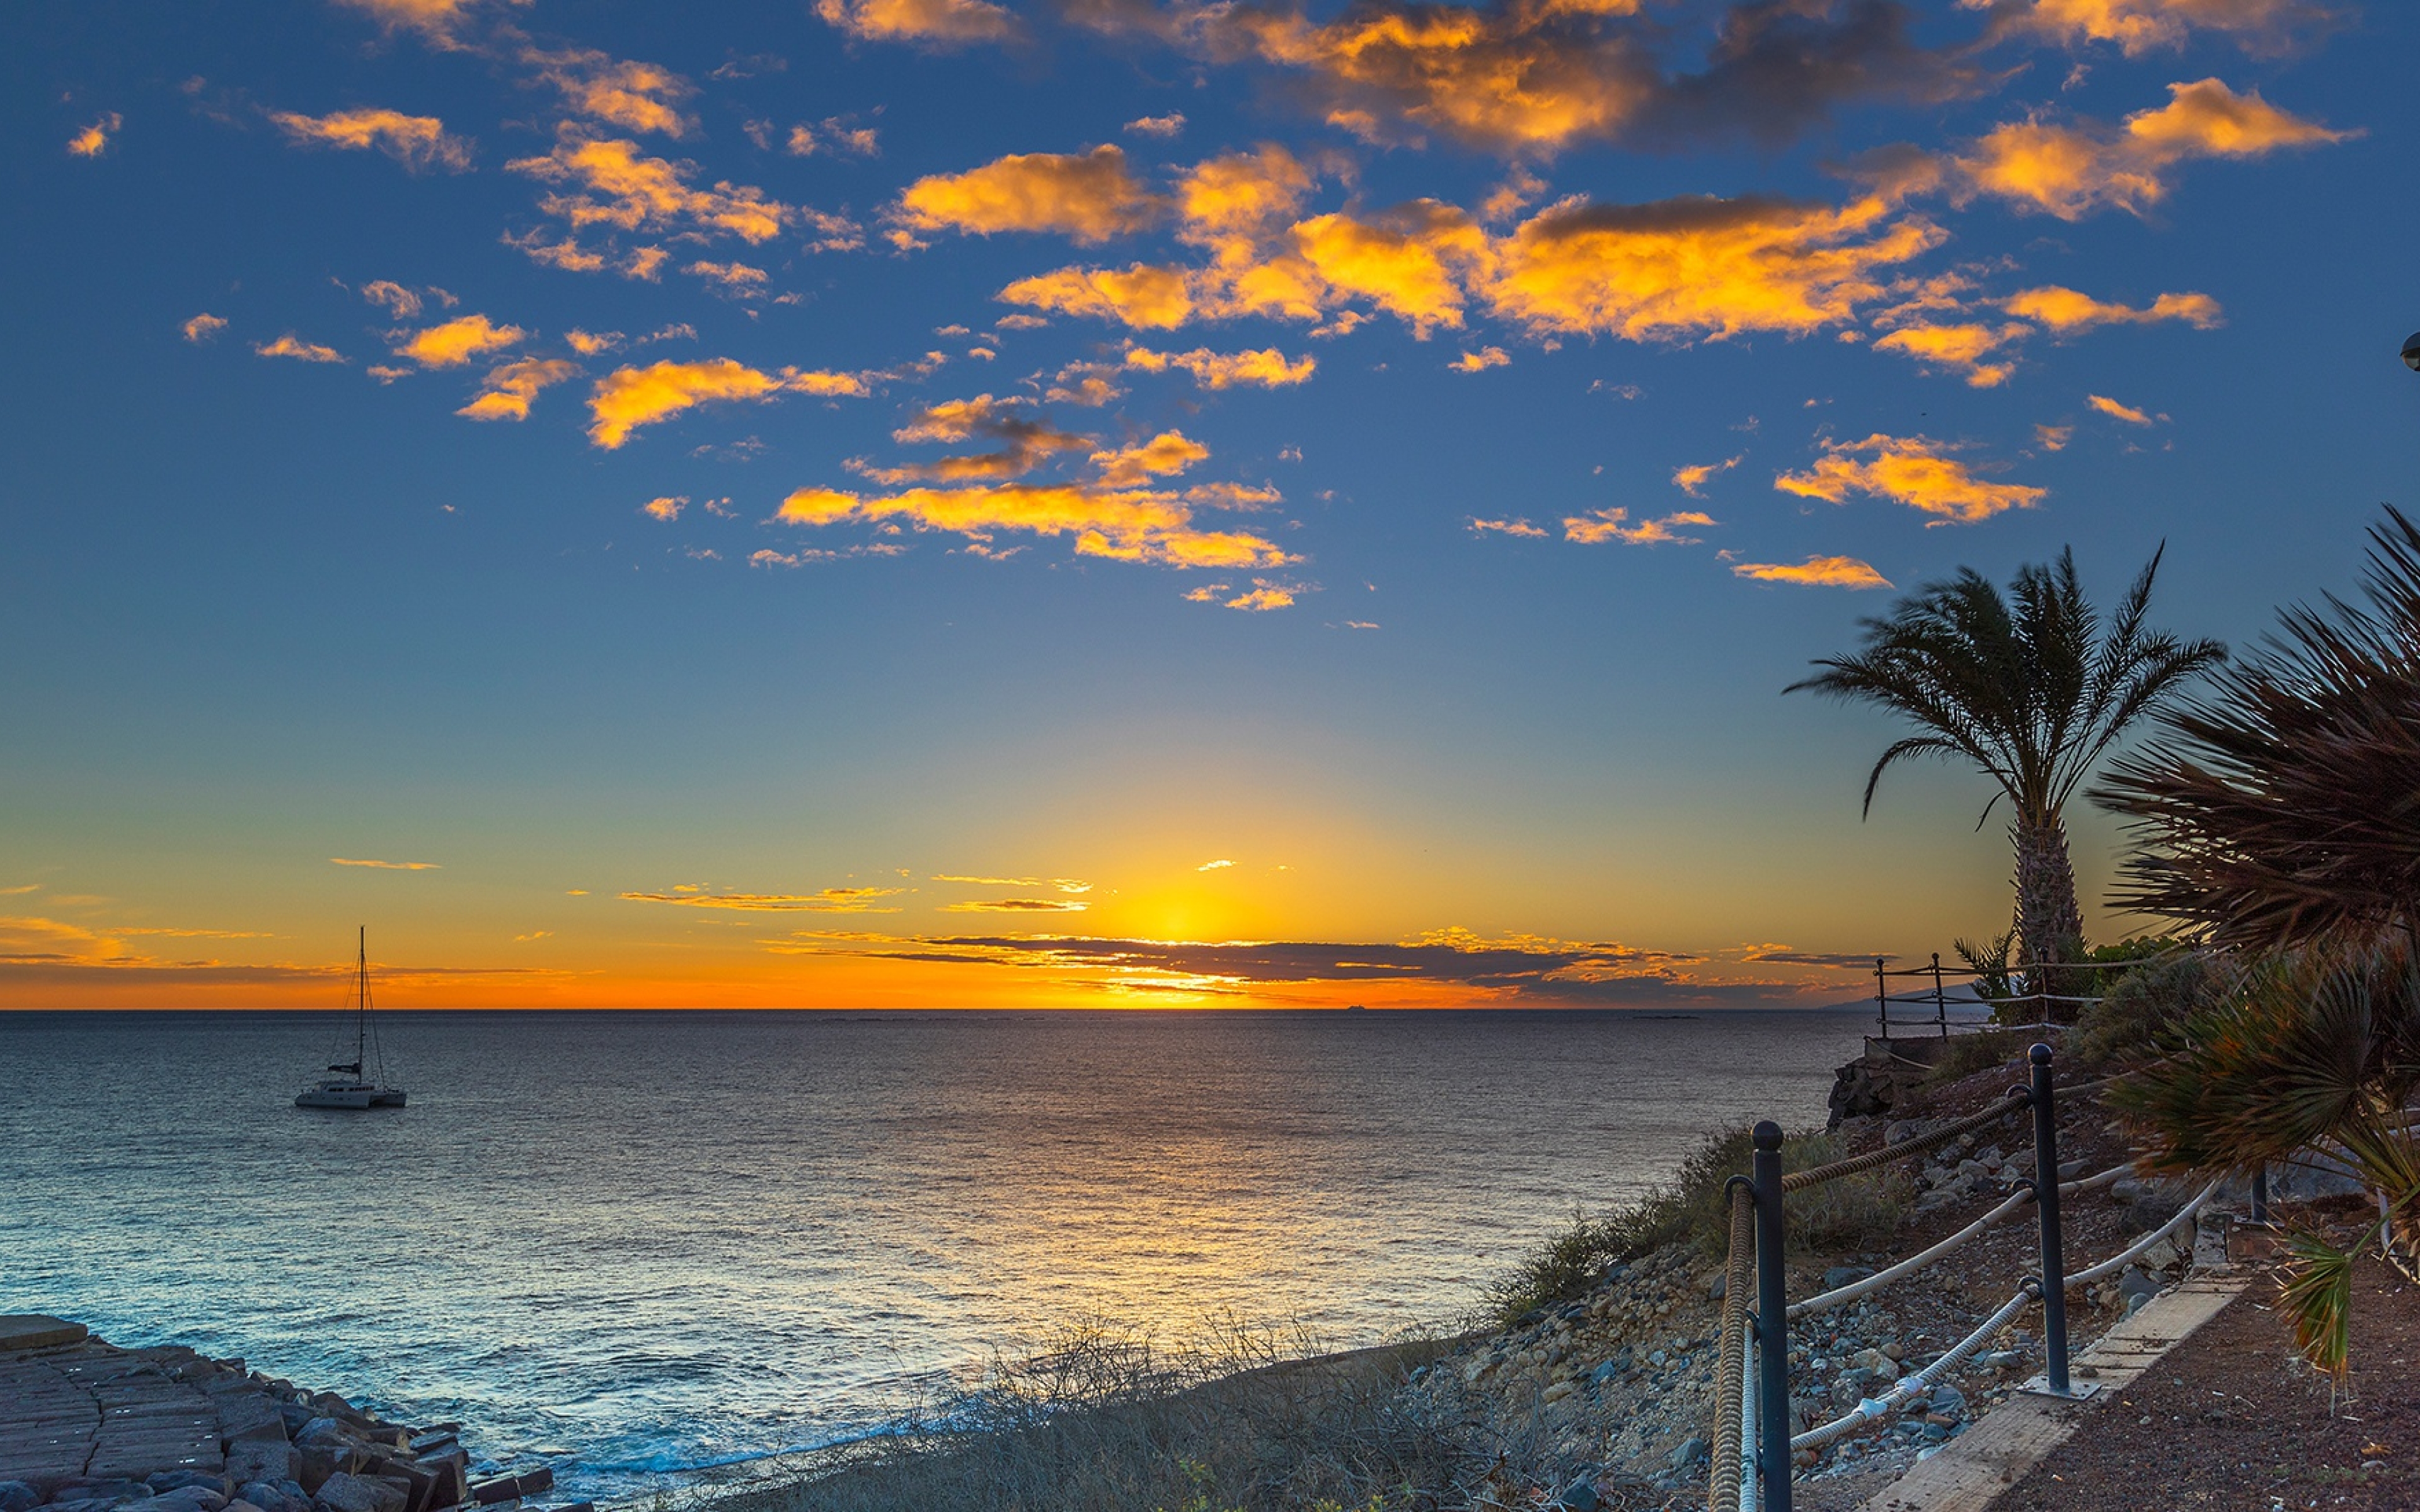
[1788, 546, 2223, 994]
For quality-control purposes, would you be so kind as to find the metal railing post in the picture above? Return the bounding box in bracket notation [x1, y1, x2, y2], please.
[2029, 1044, 2071, 1395]
[1752, 1121, 1792, 1512]
[1874, 958, 1888, 1040]
[2251, 1162, 2270, 1227]
[1932, 953, 1947, 1038]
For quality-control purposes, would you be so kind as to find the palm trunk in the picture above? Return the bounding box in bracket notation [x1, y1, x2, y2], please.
[2012, 813, 2085, 1019]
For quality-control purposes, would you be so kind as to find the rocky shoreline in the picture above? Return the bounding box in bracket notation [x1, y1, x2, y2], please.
[0, 1319, 574, 1512]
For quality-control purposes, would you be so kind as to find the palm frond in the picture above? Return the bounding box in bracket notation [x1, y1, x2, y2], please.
[2278, 1230, 2357, 1382]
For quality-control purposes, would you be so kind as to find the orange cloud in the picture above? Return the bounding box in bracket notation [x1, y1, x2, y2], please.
[67, 113, 121, 158]
[815, 0, 1020, 44]
[778, 479, 1293, 570]
[509, 133, 788, 243]
[1126, 113, 1187, 137]
[2001, 284, 2223, 333]
[255, 333, 346, 364]
[623, 888, 905, 912]
[2087, 392, 2156, 425]
[1869, 320, 2025, 387]
[1092, 430, 1211, 487]
[1469, 517, 1547, 537]
[458, 357, 579, 421]
[1177, 144, 1318, 239]
[565, 328, 623, 355]
[1952, 78, 2347, 219]
[643, 496, 686, 521]
[330, 856, 439, 869]
[1489, 192, 1940, 341]
[897, 145, 1165, 244]
[1731, 555, 1893, 588]
[1122, 346, 1315, 388]
[1671, 456, 1740, 496]
[687, 260, 769, 294]
[1291, 202, 1489, 336]
[1974, 0, 2338, 57]
[1451, 346, 1511, 372]
[359, 281, 427, 319]
[394, 313, 526, 369]
[1563, 507, 1714, 545]
[524, 47, 696, 137]
[863, 394, 1093, 482]
[270, 108, 473, 171]
[182, 313, 228, 343]
[330, 0, 493, 45]
[1775, 433, 2044, 524]
[1000, 263, 1196, 329]
[1222, 580, 1299, 611]
[587, 358, 867, 448]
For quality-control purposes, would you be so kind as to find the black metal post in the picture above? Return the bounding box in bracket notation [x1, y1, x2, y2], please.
[2251, 1163, 2270, 1227]
[1932, 952, 1947, 1039]
[1874, 958, 1888, 1040]
[2029, 1044, 2071, 1394]
[1753, 1120, 1792, 1511]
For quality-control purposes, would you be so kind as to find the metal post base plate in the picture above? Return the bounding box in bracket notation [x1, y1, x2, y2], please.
[2018, 1375, 2103, 1400]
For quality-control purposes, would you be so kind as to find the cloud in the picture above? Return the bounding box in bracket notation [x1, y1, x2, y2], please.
[1197, 858, 1235, 871]
[1739, 946, 1889, 967]
[1126, 113, 1187, 137]
[256, 334, 347, 364]
[1222, 579, 1299, 610]
[328, 0, 497, 45]
[1563, 507, 1715, 545]
[2001, 284, 2222, 333]
[457, 357, 579, 421]
[778, 479, 1295, 570]
[643, 496, 686, 520]
[509, 132, 790, 244]
[940, 897, 1092, 912]
[1973, 0, 2341, 57]
[2034, 422, 2073, 451]
[1731, 554, 1893, 588]
[565, 328, 623, 355]
[1672, 455, 1741, 496]
[182, 313, 228, 343]
[933, 874, 1095, 893]
[393, 313, 526, 368]
[330, 856, 439, 869]
[2087, 392, 2155, 425]
[524, 46, 697, 137]
[1469, 516, 1547, 537]
[270, 108, 473, 172]
[1000, 263, 1197, 329]
[622, 888, 906, 912]
[687, 259, 770, 294]
[1869, 319, 2026, 386]
[1452, 346, 1511, 372]
[359, 280, 426, 319]
[1122, 346, 1315, 388]
[1774, 433, 2044, 523]
[816, 0, 1021, 45]
[1091, 429, 1210, 487]
[68, 113, 121, 158]
[1949, 78, 2348, 219]
[862, 394, 1096, 482]
[1290, 202, 1489, 336]
[587, 358, 867, 448]
[1490, 190, 1940, 341]
[896, 145, 1166, 244]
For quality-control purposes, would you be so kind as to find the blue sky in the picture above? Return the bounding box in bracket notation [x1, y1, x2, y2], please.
[5, 0, 2416, 1006]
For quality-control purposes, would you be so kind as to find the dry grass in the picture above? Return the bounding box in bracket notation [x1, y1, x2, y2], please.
[693, 1316, 1466, 1512]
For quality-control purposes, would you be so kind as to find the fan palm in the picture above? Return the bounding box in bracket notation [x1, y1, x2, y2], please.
[1789, 546, 2223, 995]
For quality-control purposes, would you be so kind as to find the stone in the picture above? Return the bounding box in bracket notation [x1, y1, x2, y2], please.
[145, 1478, 229, 1501]
[0, 1488, 32, 1512]
[0, 1315, 88, 1351]
[236, 1485, 309, 1512]
[151, 1491, 226, 1512]
[275, 1408, 315, 1440]
[1666, 1437, 1708, 1472]
[295, 1423, 352, 1452]
[1541, 1380, 1575, 1404]
[1822, 1266, 1877, 1291]
[224, 1448, 299, 1492]
[1708, 1274, 1726, 1301]
[1928, 1384, 1966, 1417]
[311, 1476, 402, 1512]
[1553, 1474, 1600, 1512]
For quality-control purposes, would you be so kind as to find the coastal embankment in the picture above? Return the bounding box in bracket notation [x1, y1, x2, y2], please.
[0, 1319, 567, 1512]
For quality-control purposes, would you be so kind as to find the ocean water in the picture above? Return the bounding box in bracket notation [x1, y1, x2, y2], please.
[0, 1010, 1867, 1501]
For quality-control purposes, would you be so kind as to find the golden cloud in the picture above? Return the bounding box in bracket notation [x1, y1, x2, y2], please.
[687, 259, 769, 293]
[270, 108, 473, 171]
[68, 113, 121, 158]
[1000, 263, 1196, 328]
[1869, 319, 2025, 387]
[1452, 346, 1511, 372]
[864, 394, 1094, 482]
[458, 357, 579, 421]
[1973, 0, 2337, 57]
[182, 313, 228, 343]
[1223, 580, 1298, 610]
[1671, 456, 1741, 496]
[2001, 284, 2223, 333]
[1731, 555, 1893, 588]
[587, 358, 867, 449]
[1291, 202, 1489, 336]
[1951, 78, 2347, 219]
[255, 333, 347, 364]
[565, 328, 623, 355]
[2087, 392, 2156, 425]
[642, 496, 686, 520]
[1490, 192, 1940, 340]
[1774, 433, 2044, 524]
[1469, 516, 1547, 537]
[1122, 345, 1315, 388]
[778, 479, 1294, 569]
[394, 313, 526, 369]
[622, 888, 905, 911]
[1091, 429, 1211, 487]
[1563, 507, 1714, 545]
[816, 0, 1020, 43]
[897, 145, 1166, 244]
[359, 280, 427, 319]
[330, 856, 439, 869]
[1177, 144, 1317, 239]
[940, 897, 1090, 912]
[330, 0, 493, 45]
[509, 132, 788, 243]
[525, 47, 696, 137]
[1126, 113, 1187, 137]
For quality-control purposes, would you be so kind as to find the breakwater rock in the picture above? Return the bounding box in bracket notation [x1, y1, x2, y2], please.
[0, 1318, 579, 1512]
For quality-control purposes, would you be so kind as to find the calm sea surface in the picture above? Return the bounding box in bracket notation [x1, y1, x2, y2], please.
[0, 1010, 1866, 1501]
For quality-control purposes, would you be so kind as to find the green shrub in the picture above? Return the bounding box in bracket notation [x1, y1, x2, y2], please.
[2069, 948, 2227, 1068]
[1921, 1029, 2031, 1087]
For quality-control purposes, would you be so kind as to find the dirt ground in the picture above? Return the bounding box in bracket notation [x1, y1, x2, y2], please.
[1995, 1246, 2420, 1512]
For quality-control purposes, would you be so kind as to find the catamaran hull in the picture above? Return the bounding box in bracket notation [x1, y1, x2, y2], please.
[296, 1087, 374, 1109]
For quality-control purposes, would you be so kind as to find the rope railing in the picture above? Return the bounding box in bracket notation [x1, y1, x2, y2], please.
[1704, 1045, 2162, 1512]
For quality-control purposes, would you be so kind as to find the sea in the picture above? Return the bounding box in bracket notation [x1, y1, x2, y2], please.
[0, 1009, 1870, 1502]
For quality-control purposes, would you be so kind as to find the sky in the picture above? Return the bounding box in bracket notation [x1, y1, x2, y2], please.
[3, 0, 2415, 1009]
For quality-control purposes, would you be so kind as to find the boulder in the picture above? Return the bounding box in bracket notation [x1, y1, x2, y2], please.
[310, 1476, 403, 1512]
[0, 1486, 31, 1512]
[236, 1484, 308, 1512]
[1553, 1475, 1600, 1512]
[224, 1447, 299, 1492]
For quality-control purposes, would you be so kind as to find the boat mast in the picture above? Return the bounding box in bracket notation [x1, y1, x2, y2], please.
[356, 925, 368, 1074]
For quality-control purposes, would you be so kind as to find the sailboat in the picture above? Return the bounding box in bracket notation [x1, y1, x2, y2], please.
[295, 927, 407, 1109]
